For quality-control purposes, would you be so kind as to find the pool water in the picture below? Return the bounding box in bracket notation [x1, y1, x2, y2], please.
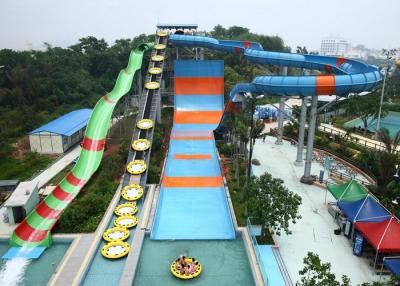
[133, 237, 255, 286]
[0, 240, 71, 286]
[345, 111, 400, 138]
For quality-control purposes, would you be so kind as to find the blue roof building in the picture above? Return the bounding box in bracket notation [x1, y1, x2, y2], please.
[28, 109, 92, 154]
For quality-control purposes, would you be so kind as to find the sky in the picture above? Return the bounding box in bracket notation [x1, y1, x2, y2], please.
[0, 0, 399, 51]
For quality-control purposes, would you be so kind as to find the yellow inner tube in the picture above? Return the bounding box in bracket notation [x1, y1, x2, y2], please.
[114, 202, 138, 216]
[145, 81, 160, 90]
[132, 139, 151, 151]
[126, 160, 147, 175]
[157, 30, 168, 37]
[149, 67, 162, 75]
[151, 55, 164, 62]
[136, 119, 153, 130]
[121, 184, 144, 201]
[155, 43, 166, 50]
[101, 241, 130, 259]
[102, 227, 130, 242]
[114, 215, 139, 228]
[170, 259, 202, 280]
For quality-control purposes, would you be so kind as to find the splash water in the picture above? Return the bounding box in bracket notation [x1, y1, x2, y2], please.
[0, 249, 31, 286]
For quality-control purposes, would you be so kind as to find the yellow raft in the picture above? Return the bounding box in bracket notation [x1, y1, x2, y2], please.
[148, 67, 162, 75]
[170, 258, 202, 280]
[136, 119, 153, 130]
[126, 160, 147, 175]
[151, 55, 164, 62]
[102, 227, 130, 242]
[121, 184, 144, 201]
[101, 241, 130, 259]
[114, 215, 139, 228]
[132, 139, 151, 151]
[145, 81, 160, 90]
[157, 30, 168, 37]
[114, 202, 138, 216]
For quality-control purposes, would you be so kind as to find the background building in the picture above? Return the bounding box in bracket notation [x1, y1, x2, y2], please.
[320, 37, 351, 56]
[3, 181, 39, 224]
[29, 108, 92, 154]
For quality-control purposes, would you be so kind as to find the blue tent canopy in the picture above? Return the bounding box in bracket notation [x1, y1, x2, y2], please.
[337, 195, 391, 222]
[384, 258, 400, 277]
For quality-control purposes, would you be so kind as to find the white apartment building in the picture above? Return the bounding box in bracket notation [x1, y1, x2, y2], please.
[320, 37, 351, 56]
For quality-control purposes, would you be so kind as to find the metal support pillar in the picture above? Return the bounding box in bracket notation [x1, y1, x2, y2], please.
[294, 98, 308, 166]
[275, 66, 287, 145]
[300, 94, 318, 184]
[275, 96, 285, 145]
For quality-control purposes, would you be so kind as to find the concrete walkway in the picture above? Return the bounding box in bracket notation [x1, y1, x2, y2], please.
[252, 136, 380, 285]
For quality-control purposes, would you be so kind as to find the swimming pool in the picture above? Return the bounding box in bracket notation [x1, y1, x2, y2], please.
[0, 239, 71, 286]
[345, 111, 400, 138]
[133, 237, 255, 286]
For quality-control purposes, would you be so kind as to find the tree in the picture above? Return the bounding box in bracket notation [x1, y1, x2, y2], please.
[297, 252, 351, 286]
[344, 93, 386, 133]
[298, 252, 400, 286]
[248, 172, 302, 239]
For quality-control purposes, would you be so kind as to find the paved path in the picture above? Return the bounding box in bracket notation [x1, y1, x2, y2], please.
[252, 136, 380, 285]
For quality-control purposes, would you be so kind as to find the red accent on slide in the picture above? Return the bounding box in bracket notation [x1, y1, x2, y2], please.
[82, 136, 106, 151]
[66, 172, 85, 187]
[174, 77, 224, 95]
[243, 41, 251, 49]
[15, 221, 48, 242]
[35, 201, 62, 219]
[174, 111, 223, 124]
[336, 57, 346, 67]
[103, 94, 116, 104]
[51, 186, 74, 201]
[234, 47, 241, 54]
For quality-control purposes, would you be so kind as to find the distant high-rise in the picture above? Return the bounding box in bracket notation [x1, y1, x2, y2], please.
[320, 37, 350, 56]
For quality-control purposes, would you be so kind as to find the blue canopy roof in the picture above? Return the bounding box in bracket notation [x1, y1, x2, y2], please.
[29, 109, 92, 136]
[337, 195, 391, 222]
[384, 258, 400, 277]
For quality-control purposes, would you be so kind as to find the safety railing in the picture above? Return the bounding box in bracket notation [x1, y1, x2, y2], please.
[247, 217, 270, 286]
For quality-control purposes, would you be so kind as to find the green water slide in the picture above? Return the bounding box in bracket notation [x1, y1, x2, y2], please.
[9, 42, 154, 250]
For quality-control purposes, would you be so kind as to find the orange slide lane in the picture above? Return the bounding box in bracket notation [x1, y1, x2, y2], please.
[173, 154, 212, 160]
[174, 111, 223, 124]
[163, 176, 223, 188]
[174, 77, 224, 95]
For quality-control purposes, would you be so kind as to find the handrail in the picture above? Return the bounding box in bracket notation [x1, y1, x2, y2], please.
[247, 217, 270, 286]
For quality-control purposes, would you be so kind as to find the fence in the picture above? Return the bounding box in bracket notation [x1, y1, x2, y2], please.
[247, 217, 270, 286]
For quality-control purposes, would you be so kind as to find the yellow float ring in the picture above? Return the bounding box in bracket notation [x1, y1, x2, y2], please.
[101, 241, 130, 259]
[157, 30, 168, 37]
[170, 258, 202, 280]
[145, 81, 160, 90]
[102, 227, 130, 242]
[121, 184, 144, 201]
[149, 67, 162, 75]
[126, 160, 147, 175]
[132, 139, 151, 151]
[114, 215, 139, 228]
[136, 119, 153, 130]
[114, 202, 138, 216]
[151, 55, 164, 62]
[155, 43, 166, 50]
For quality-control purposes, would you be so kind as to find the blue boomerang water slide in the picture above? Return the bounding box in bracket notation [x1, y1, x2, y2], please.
[168, 34, 382, 130]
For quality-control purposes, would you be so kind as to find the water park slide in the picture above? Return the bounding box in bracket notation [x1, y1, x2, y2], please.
[168, 34, 382, 130]
[3, 43, 153, 259]
[150, 60, 236, 240]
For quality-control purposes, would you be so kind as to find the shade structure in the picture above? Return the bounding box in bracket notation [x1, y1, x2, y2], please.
[337, 195, 391, 222]
[327, 180, 368, 202]
[384, 258, 400, 277]
[355, 217, 400, 253]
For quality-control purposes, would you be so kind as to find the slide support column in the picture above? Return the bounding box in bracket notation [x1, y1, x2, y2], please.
[294, 98, 308, 166]
[301, 94, 318, 184]
[275, 66, 287, 145]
